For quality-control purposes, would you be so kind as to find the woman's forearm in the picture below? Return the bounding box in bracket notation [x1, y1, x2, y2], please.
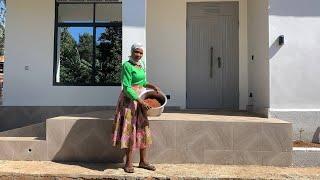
[145, 83, 157, 89]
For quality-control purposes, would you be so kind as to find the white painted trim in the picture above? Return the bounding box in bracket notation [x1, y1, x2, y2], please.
[293, 147, 320, 152]
[269, 109, 320, 112]
[186, 0, 248, 110]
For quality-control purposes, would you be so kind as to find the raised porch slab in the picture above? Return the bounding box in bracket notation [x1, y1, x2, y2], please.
[0, 137, 46, 161]
[46, 110, 292, 166]
[0, 110, 292, 166]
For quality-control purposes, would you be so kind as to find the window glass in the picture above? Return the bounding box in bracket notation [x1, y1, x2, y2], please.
[96, 4, 122, 23]
[54, 2, 122, 86]
[58, 4, 94, 23]
[56, 27, 93, 84]
[95, 26, 122, 84]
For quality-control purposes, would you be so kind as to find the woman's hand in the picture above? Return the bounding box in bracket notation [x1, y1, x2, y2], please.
[153, 86, 161, 94]
[143, 102, 152, 110]
[146, 83, 161, 94]
[150, 85, 161, 94]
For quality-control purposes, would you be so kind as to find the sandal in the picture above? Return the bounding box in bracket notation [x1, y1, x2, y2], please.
[123, 166, 135, 173]
[138, 162, 156, 171]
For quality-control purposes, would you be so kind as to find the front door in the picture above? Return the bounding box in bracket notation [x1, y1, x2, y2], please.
[187, 2, 239, 109]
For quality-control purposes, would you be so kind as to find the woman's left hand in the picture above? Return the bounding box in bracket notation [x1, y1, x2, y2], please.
[153, 86, 161, 93]
[146, 83, 161, 93]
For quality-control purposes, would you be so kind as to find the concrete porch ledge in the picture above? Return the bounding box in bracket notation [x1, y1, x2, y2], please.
[0, 106, 181, 137]
[293, 147, 320, 167]
[0, 106, 113, 134]
[0, 110, 292, 166]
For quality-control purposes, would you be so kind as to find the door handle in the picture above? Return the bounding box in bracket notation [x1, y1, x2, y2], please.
[218, 57, 222, 68]
[210, 47, 213, 78]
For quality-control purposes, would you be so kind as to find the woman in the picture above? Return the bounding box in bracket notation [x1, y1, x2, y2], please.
[111, 43, 160, 173]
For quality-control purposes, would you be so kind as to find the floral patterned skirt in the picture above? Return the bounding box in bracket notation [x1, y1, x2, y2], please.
[111, 86, 152, 150]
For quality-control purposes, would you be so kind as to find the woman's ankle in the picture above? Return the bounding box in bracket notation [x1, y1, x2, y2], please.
[125, 162, 133, 167]
[139, 161, 148, 165]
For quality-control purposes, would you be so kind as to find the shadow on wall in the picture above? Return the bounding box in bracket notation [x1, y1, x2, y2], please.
[0, 107, 110, 133]
[269, 0, 320, 16]
[269, 37, 283, 60]
[123, 0, 146, 27]
[51, 119, 125, 163]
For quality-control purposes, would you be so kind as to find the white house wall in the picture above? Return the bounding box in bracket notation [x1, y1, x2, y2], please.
[3, 0, 124, 106]
[268, 0, 320, 142]
[122, 0, 147, 66]
[4, 0, 250, 109]
[247, 0, 269, 114]
[147, 0, 249, 109]
[269, 0, 320, 110]
[146, 0, 187, 108]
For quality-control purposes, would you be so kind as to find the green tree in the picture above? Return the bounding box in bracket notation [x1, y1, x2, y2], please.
[78, 33, 93, 64]
[59, 28, 92, 84]
[0, 0, 6, 55]
[96, 26, 122, 84]
[0, 25, 4, 55]
[58, 26, 122, 85]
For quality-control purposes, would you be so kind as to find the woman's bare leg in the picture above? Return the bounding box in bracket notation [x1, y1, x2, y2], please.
[139, 148, 156, 170]
[125, 146, 134, 169]
[139, 148, 147, 164]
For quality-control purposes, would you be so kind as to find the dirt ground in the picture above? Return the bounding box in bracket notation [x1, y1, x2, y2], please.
[0, 161, 319, 179]
[293, 140, 320, 148]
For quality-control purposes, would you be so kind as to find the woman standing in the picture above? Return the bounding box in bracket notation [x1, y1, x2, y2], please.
[112, 43, 160, 173]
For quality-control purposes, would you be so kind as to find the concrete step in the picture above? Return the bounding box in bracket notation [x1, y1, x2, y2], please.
[0, 137, 47, 161]
[45, 110, 293, 166]
[0, 122, 46, 137]
[0, 110, 293, 166]
[293, 147, 320, 167]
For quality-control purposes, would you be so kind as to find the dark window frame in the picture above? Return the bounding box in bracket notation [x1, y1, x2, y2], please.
[53, 1, 122, 86]
[0, 62, 3, 73]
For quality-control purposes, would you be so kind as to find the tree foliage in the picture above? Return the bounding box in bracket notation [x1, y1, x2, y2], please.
[58, 26, 122, 85]
[59, 28, 92, 84]
[0, 0, 5, 55]
[96, 26, 122, 84]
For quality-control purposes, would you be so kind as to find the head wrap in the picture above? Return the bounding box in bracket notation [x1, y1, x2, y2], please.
[131, 43, 144, 53]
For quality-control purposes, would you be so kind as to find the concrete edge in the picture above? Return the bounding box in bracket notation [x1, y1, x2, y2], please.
[293, 147, 320, 152]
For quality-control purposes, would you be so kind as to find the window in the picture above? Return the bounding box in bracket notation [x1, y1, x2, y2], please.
[54, 1, 122, 86]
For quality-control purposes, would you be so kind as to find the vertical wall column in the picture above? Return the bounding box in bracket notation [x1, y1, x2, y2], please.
[239, 0, 248, 110]
[122, 0, 147, 64]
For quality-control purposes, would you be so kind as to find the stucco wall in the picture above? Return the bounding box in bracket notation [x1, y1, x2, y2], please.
[3, 0, 146, 106]
[146, 0, 186, 108]
[147, 0, 249, 109]
[3, 0, 183, 107]
[4, 0, 249, 109]
[269, 0, 320, 110]
[247, 0, 269, 114]
[268, 0, 320, 142]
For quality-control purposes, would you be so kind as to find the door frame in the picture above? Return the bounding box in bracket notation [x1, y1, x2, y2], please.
[185, 0, 248, 110]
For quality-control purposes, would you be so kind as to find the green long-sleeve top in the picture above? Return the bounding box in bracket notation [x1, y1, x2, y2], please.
[122, 60, 148, 101]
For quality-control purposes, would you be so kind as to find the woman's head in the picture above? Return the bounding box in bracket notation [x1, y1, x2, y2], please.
[130, 43, 144, 61]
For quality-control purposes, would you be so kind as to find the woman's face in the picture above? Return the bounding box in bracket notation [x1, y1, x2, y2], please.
[131, 48, 144, 61]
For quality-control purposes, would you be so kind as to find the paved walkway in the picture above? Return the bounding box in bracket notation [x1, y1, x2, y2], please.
[0, 161, 319, 179]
